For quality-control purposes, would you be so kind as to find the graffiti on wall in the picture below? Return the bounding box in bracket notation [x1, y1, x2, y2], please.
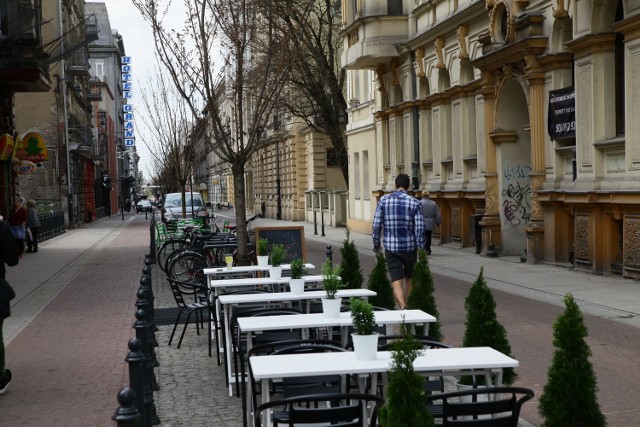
[501, 163, 532, 226]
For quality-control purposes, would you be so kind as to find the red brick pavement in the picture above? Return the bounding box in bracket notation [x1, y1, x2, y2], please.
[0, 218, 150, 426]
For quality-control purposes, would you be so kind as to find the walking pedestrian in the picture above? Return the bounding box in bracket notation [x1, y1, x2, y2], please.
[9, 198, 26, 257]
[420, 191, 440, 255]
[372, 173, 425, 309]
[25, 199, 40, 253]
[0, 215, 19, 395]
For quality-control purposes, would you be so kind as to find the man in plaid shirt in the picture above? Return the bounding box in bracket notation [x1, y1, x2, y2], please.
[372, 174, 425, 309]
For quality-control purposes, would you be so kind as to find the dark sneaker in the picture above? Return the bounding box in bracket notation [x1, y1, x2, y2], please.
[0, 369, 12, 395]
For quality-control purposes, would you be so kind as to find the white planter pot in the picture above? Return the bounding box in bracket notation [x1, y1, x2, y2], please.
[289, 278, 305, 294]
[351, 333, 379, 361]
[257, 255, 269, 268]
[321, 297, 342, 318]
[269, 265, 283, 279]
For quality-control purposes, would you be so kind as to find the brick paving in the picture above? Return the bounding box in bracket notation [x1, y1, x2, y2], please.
[0, 216, 148, 427]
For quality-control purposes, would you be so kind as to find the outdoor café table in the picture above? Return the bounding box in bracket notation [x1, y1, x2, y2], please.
[204, 263, 316, 286]
[237, 309, 436, 352]
[250, 347, 519, 427]
[218, 287, 376, 396]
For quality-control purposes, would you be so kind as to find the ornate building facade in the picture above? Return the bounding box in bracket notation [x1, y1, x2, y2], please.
[342, 0, 640, 277]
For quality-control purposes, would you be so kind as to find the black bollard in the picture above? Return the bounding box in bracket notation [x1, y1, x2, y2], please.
[136, 288, 159, 369]
[321, 207, 325, 237]
[112, 387, 141, 427]
[126, 338, 145, 426]
[134, 309, 159, 427]
[313, 210, 318, 235]
[148, 221, 157, 264]
[325, 245, 332, 267]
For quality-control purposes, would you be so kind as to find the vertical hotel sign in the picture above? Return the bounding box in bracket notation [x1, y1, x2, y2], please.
[122, 56, 135, 147]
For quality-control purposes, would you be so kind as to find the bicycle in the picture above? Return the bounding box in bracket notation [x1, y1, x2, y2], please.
[166, 213, 262, 282]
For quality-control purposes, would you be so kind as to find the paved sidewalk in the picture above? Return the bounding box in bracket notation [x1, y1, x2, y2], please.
[0, 211, 638, 426]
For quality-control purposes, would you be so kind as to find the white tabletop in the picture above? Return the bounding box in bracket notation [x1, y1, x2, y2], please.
[209, 274, 325, 289]
[203, 263, 315, 276]
[218, 288, 376, 305]
[237, 309, 434, 332]
[250, 347, 518, 380]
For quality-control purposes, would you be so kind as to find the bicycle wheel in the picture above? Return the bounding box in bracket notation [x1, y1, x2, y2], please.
[157, 239, 188, 272]
[168, 251, 207, 283]
[164, 247, 190, 274]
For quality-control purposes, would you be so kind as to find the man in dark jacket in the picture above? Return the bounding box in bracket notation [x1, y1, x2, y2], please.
[0, 218, 18, 395]
[420, 191, 441, 255]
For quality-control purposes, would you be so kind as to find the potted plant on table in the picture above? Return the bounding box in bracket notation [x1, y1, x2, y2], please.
[288, 258, 307, 294]
[268, 243, 286, 280]
[350, 297, 378, 360]
[256, 238, 269, 268]
[321, 260, 344, 317]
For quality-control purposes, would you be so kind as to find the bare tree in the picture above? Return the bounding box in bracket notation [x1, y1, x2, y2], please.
[138, 67, 203, 218]
[134, 0, 293, 264]
[265, 0, 349, 185]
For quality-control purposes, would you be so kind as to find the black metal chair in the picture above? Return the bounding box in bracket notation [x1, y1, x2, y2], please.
[242, 338, 343, 427]
[167, 278, 212, 357]
[230, 307, 303, 397]
[254, 392, 385, 427]
[426, 386, 534, 426]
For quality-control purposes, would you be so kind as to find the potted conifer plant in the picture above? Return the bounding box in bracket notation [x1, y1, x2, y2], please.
[368, 252, 395, 309]
[268, 243, 286, 280]
[539, 294, 605, 426]
[256, 238, 269, 268]
[406, 249, 443, 341]
[379, 325, 434, 427]
[350, 297, 378, 360]
[340, 228, 363, 289]
[459, 267, 516, 390]
[288, 258, 307, 294]
[321, 260, 344, 317]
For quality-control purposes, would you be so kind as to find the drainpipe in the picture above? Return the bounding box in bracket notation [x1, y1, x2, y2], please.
[58, 0, 74, 228]
[410, 51, 420, 191]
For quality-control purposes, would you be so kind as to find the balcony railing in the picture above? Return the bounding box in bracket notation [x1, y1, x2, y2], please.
[0, 0, 50, 91]
[87, 78, 102, 101]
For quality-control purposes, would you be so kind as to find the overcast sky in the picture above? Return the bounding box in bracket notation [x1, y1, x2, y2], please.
[101, 0, 183, 180]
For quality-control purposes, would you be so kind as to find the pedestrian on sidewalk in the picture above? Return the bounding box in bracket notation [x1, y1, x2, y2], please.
[372, 173, 425, 310]
[420, 191, 440, 255]
[0, 216, 19, 395]
[26, 199, 40, 253]
[9, 197, 27, 257]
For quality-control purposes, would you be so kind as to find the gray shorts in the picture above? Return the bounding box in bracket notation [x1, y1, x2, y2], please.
[385, 249, 418, 282]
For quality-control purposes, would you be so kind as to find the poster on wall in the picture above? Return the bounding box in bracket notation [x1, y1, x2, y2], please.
[548, 86, 576, 140]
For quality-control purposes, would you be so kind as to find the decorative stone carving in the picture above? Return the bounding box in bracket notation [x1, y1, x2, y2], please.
[451, 205, 461, 239]
[552, 0, 568, 19]
[574, 215, 591, 262]
[376, 64, 387, 93]
[389, 58, 400, 86]
[485, 174, 499, 214]
[415, 48, 426, 77]
[623, 217, 640, 269]
[457, 25, 469, 59]
[435, 37, 446, 69]
[529, 173, 544, 221]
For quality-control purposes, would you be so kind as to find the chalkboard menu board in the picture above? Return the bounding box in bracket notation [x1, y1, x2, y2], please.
[254, 226, 306, 263]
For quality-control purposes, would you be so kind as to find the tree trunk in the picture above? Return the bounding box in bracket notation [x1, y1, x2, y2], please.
[232, 165, 250, 265]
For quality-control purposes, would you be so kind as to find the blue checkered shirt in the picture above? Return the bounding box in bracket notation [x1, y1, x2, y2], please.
[372, 190, 425, 252]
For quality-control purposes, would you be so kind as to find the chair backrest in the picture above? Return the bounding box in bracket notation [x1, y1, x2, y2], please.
[254, 392, 384, 427]
[377, 335, 451, 351]
[167, 279, 189, 309]
[426, 386, 534, 426]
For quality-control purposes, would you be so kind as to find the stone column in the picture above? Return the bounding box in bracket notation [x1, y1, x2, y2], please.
[524, 56, 546, 262]
[478, 71, 501, 253]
